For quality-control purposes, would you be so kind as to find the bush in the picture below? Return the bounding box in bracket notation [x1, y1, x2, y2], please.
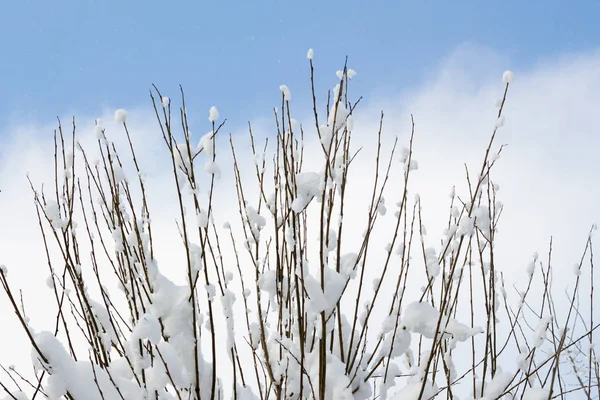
[1, 57, 598, 400]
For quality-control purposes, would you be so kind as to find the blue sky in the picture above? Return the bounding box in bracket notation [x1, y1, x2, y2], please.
[2, 0, 599, 128]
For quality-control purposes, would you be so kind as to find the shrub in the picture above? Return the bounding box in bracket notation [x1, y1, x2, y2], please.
[1, 57, 598, 400]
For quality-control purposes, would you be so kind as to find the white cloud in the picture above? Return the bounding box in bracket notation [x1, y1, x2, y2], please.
[1, 46, 599, 394]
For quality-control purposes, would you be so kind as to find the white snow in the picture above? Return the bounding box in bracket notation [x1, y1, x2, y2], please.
[208, 106, 219, 122]
[205, 160, 221, 178]
[399, 146, 410, 163]
[161, 96, 170, 107]
[246, 205, 266, 237]
[408, 159, 418, 171]
[197, 131, 215, 157]
[339, 252, 358, 278]
[457, 215, 475, 237]
[346, 115, 354, 131]
[479, 369, 513, 400]
[495, 115, 505, 128]
[391, 376, 437, 400]
[44, 200, 67, 230]
[279, 85, 291, 101]
[112, 165, 126, 183]
[377, 197, 387, 216]
[403, 301, 482, 341]
[526, 253, 538, 276]
[328, 101, 347, 131]
[424, 247, 440, 278]
[114, 108, 128, 124]
[94, 125, 105, 140]
[292, 172, 322, 212]
[131, 313, 162, 345]
[197, 208, 209, 228]
[532, 316, 552, 348]
[307, 48, 314, 59]
[502, 70, 515, 84]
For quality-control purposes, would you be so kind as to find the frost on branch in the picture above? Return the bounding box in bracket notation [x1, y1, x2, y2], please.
[1, 58, 598, 400]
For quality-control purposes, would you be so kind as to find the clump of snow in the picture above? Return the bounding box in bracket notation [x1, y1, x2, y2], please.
[377, 197, 387, 216]
[339, 253, 358, 278]
[473, 206, 491, 232]
[526, 253, 538, 276]
[395, 242, 405, 256]
[502, 70, 515, 84]
[173, 143, 192, 173]
[205, 160, 221, 178]
[516, 351, 529, 372]
[258, 270, 277, 297]
[208, 106, 219, 122]
[495, 115, 505, 128]
[161, 96, 170, 107]
[403, 302, 439, 338]
[131, 313, 162, 345]
[424, 247, 440, 278]
[532, 316, 552, 348]
[398, 146, 410, 164]
[347, 115, 354, 131]
[335, 68, 357, 80]
[319, 124, 332, 151]
[114, 109, 128, 124]
[205, 283, 216, 302]
[573, 262, 582, 276]
[32, 331, 134, 399]
[307, 48, 314, 59]
[279, 85, 291, 101]
[89, 300, 119, 346]
[246, 206, 266, 237]
[1, 390, 28, 400]
[112, 165, 126, 183]
[328, 99, 347, 131]
[479, 369, 513, 400]
[391, 375, 438, 400]
[292, 172, 322, 212]
[220, 289, 237, 352]
[94, 120, 105, 140]
[405, 159, 418, 172]
[45, 200, 67, 230]
[403, 301, 482, 341]
[197, 131, 215, 157]
[197, 208, 209, 228]
[457, 215, 475, 237]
